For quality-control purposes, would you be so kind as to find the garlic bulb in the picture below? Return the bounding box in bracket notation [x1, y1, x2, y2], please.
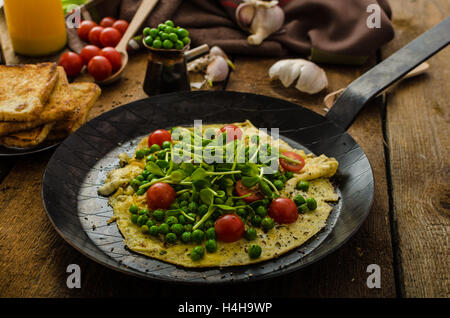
[236, 0, 284, 46]
[269, 59, 328, 94]
[205, 56, 229, 86]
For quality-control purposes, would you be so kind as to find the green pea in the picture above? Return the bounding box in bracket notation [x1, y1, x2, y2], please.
[161, 140, 171, 149]
[152, 39, 162, 48]
[168, 33, 178, 42]
[181, 231, 191, 243]
[152, 209, 165, 221]
[285, 171, 294, 179]
[197, 204, 208, 216]
[149, 28, 159, 37]
[205, 239, 217, 253]
[150, 144, 160, 153]
[184, 224, 193, 232]
[187, 201, 197, 212]
[136, 175, 145, 182]
[159, 223, 169, 234]
[162, 39, 173, 49]
[149, 225, 159, 236]
[256, 205, 267, 218]
[178, 214, 186, 225]
[235, 199, 246, 206]
[278, 174, 287, 183]
[137, 215, 149, 226]
[273, 180, 284, 190]
[131, 214, 138, 224]
[261, 217, 275, 231]
[204, 220, 214, 229]
[129, 205, 139, 214]
[143, 27, 151, 36]
[236, 208, 247, 218]
[245, 228, 257, 241]
[177, 28, 189, 38]
[141, 224, 149, 233]
[306, 197, 317, 210]
[298, 203, 309, 214]
[192, 229, 204, 243]
[171, 223, 184, 236]
[138, 209, 149, 215]
[175, 40, 184, 50]
[190, 246, 205, 261]
[179, 192, 191, 201]
[144, 35, 153, 46]
[205, 227, 216, 240]
[166, 215, 178, 226]
[158, 23, 166, 30]
[294, 194, 306, 206]
[156, 160, 169, 169]
[248, 244, 262, 259]
[187, 213, 196, 223]
[146, 173, 155, 182]
[146, 154, 157, 162]
[251, 215, 262, 227]
[182, 37, 190, 45]
[164, 26, 175, 34]
[273, 171, 281, 179]
[164, 20, 174, 27]
[165, 232, 177, 244]
[135, 150, 145, 159]
[296, 180, 309, 192]
[136, 188, 147, 196]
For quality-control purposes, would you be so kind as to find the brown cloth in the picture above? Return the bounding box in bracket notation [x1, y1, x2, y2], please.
[76, 0, 394, 63]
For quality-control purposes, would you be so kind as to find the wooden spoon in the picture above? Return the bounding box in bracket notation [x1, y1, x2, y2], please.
[97, 0, 159, 85]
[323, 62, 430, 108]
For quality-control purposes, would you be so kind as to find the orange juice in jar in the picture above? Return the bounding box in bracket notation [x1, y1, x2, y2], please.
[4, 0, 67, 56]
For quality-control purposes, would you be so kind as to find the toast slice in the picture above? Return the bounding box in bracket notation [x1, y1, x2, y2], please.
[0, 63, 58, 121]
[0, 67, 76, 136]
[48, 82, 101, 140]
[0, 122, 55, 148]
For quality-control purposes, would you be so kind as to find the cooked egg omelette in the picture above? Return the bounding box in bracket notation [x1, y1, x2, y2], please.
[99, 121, 339, 267]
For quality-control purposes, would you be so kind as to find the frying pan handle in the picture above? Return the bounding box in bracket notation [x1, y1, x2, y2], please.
[325, 17, 450, 131]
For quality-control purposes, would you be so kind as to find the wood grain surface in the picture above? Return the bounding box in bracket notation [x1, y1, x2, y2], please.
[0, 2, 448, 298]
[382, 0, 449, 297]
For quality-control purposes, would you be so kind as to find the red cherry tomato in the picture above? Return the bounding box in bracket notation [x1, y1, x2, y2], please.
[269, 198, 298, 224]
[99, 47, 122, 72]
[77, 20, 97, 42]
[146, 182, 176, 210]
[80, 45, 101, 65]
[279, 151, 306, 173]
[100, 17, 116, 28]
[87, 56, 112, 81]
[214, 214, 245, 243]
[112, 19, 129, 35]
[88, 26, 104, 46]
[58, 52, 83, 77]
[235, 180, 264, 203]
[148, 129, 172, 147]
[99, 27, 122, 48]
[219, 124, 242, 142]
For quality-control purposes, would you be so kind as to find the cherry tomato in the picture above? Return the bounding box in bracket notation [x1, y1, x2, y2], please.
[100, 17, 116, 28]
[235, 180, 264, 203]
[99, 47, 122, 72]
[219, 124, 242, 142]
[269, 198, 298, 224]
[58, 52, 83, 77]
[279, 151, 306, 173]
[88, 26, 104, 46]
[112, 19, 129, 35]
[99, 27, 122, 48]
[214, 214, 245, 243]
[146, 182, 176, 210]
[77, 20, 97, 42]
[87, 56, 112, 81]
[148, 129, 172, 147]
[80, 45, 101, 65]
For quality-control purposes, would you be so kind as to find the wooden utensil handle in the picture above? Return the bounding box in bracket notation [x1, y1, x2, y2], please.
[116, 0, 159, 52]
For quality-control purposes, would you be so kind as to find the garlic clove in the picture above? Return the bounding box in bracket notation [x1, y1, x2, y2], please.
[269, 59, 300, 87]
[236, 3, 255, 30]
[205, 56, 229, 85]
[210, 46, 235, 70]
[295, 61, 328, 94]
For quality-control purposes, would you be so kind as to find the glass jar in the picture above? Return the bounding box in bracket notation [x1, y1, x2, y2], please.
[4, 0, 67, 56]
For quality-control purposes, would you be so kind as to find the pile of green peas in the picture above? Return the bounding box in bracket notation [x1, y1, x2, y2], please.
[143, 20, 190, 50]
[293, 179, 318, 213]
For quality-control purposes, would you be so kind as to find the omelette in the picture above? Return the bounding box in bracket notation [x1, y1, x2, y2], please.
[99, 121, 339, 267]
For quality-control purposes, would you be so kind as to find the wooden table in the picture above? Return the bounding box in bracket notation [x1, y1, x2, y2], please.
[0, 0, 448, 298]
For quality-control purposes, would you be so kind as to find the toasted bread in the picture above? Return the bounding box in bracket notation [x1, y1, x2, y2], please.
[0, 122, 55, 148]
[0, 63, 58, 121]
[49, 82, 101, 139]
[0, 67, 75, 136]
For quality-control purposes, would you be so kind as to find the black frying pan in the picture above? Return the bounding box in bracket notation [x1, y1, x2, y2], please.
[42, 18, 449, 284]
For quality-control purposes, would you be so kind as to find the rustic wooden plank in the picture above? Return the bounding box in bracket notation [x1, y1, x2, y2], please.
[216, 57, 397, 297]
[382, 0, 449, 297]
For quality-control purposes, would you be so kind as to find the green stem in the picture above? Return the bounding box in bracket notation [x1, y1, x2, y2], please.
[193, 206, 216, 230]
[279, 154, 304, 165]
[262, 176, 280, 195]
[139, 175, 171, 189]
